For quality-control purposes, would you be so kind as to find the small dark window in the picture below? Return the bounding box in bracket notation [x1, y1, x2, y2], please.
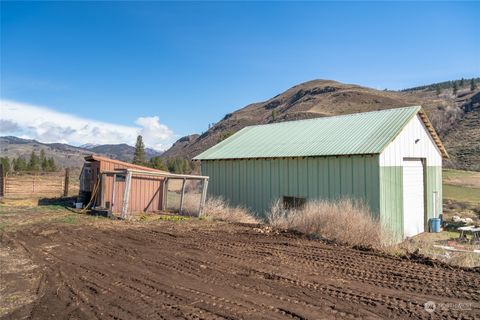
[283, 196, 306, 210]
[115, 175, 126, 182]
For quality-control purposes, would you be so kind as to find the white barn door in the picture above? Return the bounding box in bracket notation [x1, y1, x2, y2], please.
[403, 159, 425, 237]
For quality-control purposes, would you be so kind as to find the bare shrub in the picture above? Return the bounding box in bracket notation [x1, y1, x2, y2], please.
[181, 193, 202, 216]
[203, 197, 259, 224]
[267, 198, 394, 248]
[428, 106, 463, 137]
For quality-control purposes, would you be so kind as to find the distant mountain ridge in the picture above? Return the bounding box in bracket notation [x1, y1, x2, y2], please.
[0, 136, 162, 168]
[2, 78, 478, 171]
[161, 79, 480, 171]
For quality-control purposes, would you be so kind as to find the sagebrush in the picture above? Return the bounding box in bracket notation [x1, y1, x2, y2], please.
[267, 198, 394, 248]
[203, 197, 259, 224]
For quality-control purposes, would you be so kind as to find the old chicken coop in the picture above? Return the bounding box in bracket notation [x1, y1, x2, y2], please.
[79, 155, 209, 217]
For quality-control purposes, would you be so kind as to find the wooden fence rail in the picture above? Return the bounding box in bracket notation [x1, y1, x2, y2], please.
[0, 168, 78, 198]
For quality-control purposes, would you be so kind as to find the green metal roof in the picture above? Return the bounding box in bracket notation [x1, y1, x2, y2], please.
[194, 106, 422, 160]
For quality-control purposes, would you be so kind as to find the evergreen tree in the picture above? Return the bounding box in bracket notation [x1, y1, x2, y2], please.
[46, 157, 57, 172]
[435, 85, 441, 96]
[0, 157, 11, 173]
[471, 78, 477, 91]
[13, 157, 28, 172]
[452, 81, 458, 95]
[166, 157, 191, 174]
[28, 151, 40, 171]
[460, 78, 465, 87]
[40, 150, 49, 171]
[133, 135, 147, 165]
[149, 156, 167, 171]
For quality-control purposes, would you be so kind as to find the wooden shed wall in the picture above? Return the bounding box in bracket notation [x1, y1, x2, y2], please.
[91, 159, 165, 213]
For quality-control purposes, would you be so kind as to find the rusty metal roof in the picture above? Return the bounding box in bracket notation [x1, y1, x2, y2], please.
[194, 106, 448, 160]
[85, 154, 169, 174]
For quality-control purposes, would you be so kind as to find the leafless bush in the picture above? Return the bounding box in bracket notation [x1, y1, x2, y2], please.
[203, 197, 259, 224]
[181, 193, 202, 216]
[267, 198, 394, 248]
[428, 106, 463, 136]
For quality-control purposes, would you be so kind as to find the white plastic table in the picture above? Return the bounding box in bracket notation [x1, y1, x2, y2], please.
[458, 226, 480, 244]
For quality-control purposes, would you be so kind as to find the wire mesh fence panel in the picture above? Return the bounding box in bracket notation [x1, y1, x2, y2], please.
[166, 178, 203, 216]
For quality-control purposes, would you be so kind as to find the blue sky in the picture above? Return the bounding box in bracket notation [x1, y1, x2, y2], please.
[1, 1, 479, 150]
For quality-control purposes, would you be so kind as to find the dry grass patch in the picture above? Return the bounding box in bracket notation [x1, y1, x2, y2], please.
[267, 198, 394, 248]
[202, 197, 259, 224]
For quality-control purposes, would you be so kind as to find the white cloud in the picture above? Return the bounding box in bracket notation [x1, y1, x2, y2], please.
[0, 99, 176, 151]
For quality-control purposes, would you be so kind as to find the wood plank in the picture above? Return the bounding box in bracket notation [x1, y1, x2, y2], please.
[179, 178, 186, 214]
[121, 172, 132, 219]
[199, 178, 209, 217]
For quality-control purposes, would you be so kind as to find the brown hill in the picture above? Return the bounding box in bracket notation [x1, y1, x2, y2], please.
[162, 79, 480, 170]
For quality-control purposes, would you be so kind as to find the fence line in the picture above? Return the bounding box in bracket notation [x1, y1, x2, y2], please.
[1, 168, 77, 198]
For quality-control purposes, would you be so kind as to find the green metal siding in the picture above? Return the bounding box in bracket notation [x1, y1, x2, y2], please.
[426, 166, 443, 220]
[201, 155, 380, 218]
[195, 107, 421, 160]
[379, 165, 443, 241]
[379, 167, 403, 241]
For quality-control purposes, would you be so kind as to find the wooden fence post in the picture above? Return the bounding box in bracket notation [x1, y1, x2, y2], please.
[0, 164, 4, 198]
[121, 171, 132, 219]
[111, 174, 117, 212]
[179, 178, 186, 214]
[198, 178, 209, 217]
[63, 168, 70, 197]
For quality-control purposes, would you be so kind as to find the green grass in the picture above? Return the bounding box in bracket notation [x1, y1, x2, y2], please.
[442, 169, 480, 205]
[157, 215, 189, 221]
[443, 169, 476, 179]
[53, 214, 79, 224]
[443, 185, 480, 203]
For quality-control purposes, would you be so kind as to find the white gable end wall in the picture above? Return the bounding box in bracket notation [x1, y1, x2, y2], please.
[378, 114, 443, 240]
[379, 115, 442, 167]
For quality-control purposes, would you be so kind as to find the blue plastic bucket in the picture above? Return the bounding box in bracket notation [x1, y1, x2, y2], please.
[429, 218, 441, 233]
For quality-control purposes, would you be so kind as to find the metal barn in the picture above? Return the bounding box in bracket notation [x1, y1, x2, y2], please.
[194, 106, 448, 239]
[79, 155, 209, 217]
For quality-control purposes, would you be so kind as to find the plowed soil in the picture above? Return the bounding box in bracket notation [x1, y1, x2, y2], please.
[2, 220, 479, 319]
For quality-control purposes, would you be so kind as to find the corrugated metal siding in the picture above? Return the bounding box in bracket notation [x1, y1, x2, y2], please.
[426, 166, 443, 220]
[91, 159, 164, 213]
[201, 155, 380, 218]
[379, 167, 403, 240]
[194, 106, 420, 160]
[380, 115, 442, 166]
[380, 165, 443, 240]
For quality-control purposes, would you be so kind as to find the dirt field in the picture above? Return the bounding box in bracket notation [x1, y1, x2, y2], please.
[1, 208, 479, 320]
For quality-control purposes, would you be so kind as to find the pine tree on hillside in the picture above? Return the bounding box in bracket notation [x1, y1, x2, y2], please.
[40, 150, 48, 171]
[46, 157, 57, 172]
[28, 151, 40, 171]
[133, 135, 147, 165]
[435, 85, 441, 96]
[149, 156, 167, 171]
[13, 157, 28, 172]
[460, 78, 465, 87]
[471, 78, 477, 91]
[0, 157, 11, 173]
[452, 81, 458, 95]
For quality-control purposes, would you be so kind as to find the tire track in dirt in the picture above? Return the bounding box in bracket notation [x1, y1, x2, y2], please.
[2, 221, 479, 320]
